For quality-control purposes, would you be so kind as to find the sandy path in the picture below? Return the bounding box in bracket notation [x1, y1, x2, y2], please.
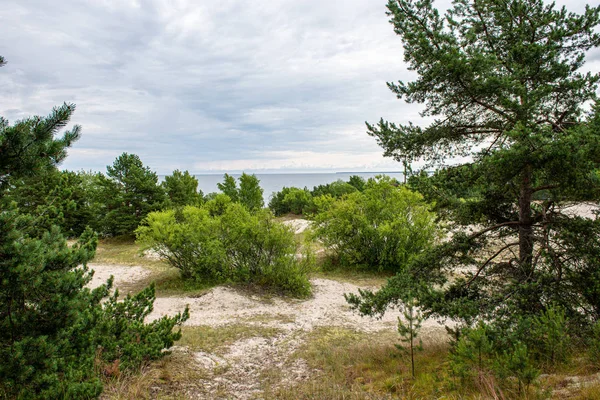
[86, 263, 151, 290]
[148, 279, 445, 334]
[92, 262, 448, 399]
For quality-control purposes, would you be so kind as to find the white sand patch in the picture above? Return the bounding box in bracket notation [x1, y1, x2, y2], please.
[282, 218, 311, 234]
[148, 278, 447, 334]
[86, 263, 151, 290]
[561, 203, 599, 219]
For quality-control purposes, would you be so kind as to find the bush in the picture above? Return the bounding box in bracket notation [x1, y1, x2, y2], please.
[137, 204, 312, 297]
[268, 187, 314, 216]
[311, 179, 358, 198]
[528, 305, 570, 367]
[312, 176, 437, 272]
[95, 284, 189, 374]
[589, 321, 600, 365]
[449, 323, 539, 395]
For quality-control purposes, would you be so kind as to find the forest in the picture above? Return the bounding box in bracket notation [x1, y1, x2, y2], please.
[2, 0, 600, 398]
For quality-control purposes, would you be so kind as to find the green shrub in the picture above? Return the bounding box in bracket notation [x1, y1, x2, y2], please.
[269, 187, 314, 216]
[204, 193, 233, 217]
[528, 305, 570, 367]
[268, 186, 293, 216]
[311, 179, 358, 198]
[136, 207, 224, 280]
[283, 188, 314, 215]
[95, 284, 189, 373]
[137, 204, 313, 297]
[589, 321, 600, 366]
[495, 341, 539, 394]
[449, 323, 539, 395]
[449, 322, 495, 384]
[312, 176, 437, 272]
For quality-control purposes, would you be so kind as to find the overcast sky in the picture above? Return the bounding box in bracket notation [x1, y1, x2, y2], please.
[1, 0, 598, 174]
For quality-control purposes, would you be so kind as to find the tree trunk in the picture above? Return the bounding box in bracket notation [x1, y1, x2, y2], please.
[518, 165, 534, 270]
[518, 165, 536, 311]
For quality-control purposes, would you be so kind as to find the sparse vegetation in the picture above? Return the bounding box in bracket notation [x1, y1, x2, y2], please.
[3, 0, 600, 396]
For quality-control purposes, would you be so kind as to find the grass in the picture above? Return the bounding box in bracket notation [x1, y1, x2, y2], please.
[100, 350, 206, 400]
[94, 237, 165, 268]
[92, 238, 214, 297]
[262, 327, 458, 399]
[261, 326, 593, 400]
[176, 324, 284, 355]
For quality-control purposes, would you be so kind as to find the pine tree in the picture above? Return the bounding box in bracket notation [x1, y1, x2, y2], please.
[100, 153, 167, 236]
[217, 173, 239, 202]
[347, 0, 600, 329]
[163, 169, 203, 207]
[0, 90, 106, 397]
[238, 173, 264, 212]
[0, 56, 188, 397]
[396, 295, 424, 378]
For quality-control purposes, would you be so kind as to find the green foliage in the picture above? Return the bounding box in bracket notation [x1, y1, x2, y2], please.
[529, 305, 570, 366]
[0, 98, 103, 398]
[0, 214, 105, 399]
[495, 342, 540, 394]
[137, 204, 312, 297]
[4, 169, 98, 238]
[311, 179, 357, 198]
[350, 0, 600, 334]
[95, 284, 189, 373]
[268, 187, 314, 216]
[217, 173, 239, 202]
[449, 323, 495, 384]
[449, 323, 539, 394]
[588, 321, 600, 365]
[313, 176, 437, 272]
[396, 295, 424, 378]
[0, 103, 82, 193]
[217, 173, 264, 212]
[204, 193, 234, 217]
[347, 175, 366, 192]
[163, 169, 203, 207]
[238, 173, 264, 211]
[268, 186, 294, 216]
[100, 153, 167, 237]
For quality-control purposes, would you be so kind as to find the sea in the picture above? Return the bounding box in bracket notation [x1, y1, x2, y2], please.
[162, 172, 406, 204]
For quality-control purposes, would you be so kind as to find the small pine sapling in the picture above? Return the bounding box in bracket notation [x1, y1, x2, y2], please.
[396, 295, 424, 378]
[589, 321, 600, 366]
[495, 341, 539, 395]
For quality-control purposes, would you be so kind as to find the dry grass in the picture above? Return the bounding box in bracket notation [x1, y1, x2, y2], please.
[100, 350, 206, 400]
[177, 324, 284, 355]
[310, 268, 392, 287]
[262, 327, 464, 400]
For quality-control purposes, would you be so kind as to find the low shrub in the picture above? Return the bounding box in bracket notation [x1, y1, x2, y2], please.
[312, 176, 437, 272]
[268, 187, 314, 216]
[95, 284, 189, 374]
[137, 204, 312, 297]
[311, 179, 358, 198]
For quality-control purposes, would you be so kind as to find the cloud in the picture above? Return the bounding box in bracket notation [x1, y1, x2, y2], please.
[1, 0, 596, 174]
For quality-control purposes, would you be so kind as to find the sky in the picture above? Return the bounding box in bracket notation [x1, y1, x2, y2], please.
[1, 0, 599, 174]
